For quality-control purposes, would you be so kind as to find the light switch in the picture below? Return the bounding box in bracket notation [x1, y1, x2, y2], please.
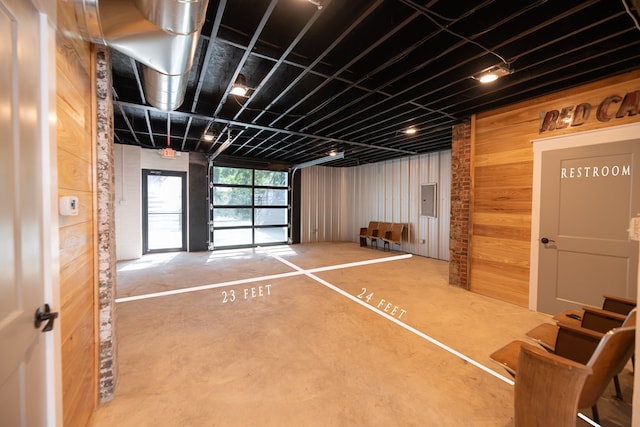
[59, 196, 79, 216]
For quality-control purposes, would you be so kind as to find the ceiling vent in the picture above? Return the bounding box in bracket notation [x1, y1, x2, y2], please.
[74, 0, 209, 111]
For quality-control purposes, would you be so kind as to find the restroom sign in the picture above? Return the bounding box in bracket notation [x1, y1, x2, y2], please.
[539, 90, 639, 133]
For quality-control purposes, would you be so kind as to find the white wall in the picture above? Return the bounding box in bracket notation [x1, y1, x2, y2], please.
[300, 150, 451, 260]
[114, 145, 189, 260]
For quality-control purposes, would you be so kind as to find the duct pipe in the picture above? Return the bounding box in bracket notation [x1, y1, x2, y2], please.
[75, 0, 209, 111]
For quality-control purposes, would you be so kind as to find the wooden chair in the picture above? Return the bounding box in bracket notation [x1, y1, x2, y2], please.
[381, 223, 404, 251]
[576, 326, 636, 423]
[527, 309, 636, 399]
[554, 294, 636, 326]
[359, 221, 378, 247]
[490, 326, 636, 424]
[602, 294, 637, 314]
[514, 343, 592, 427]
[526, 308, 634, 352]
[371, 222, 392, 249]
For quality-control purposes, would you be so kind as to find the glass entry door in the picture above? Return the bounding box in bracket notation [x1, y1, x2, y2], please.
[143, 169, 187, 253]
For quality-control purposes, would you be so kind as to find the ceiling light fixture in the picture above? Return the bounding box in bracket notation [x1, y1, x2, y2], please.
[404, 127, 417, 135]
[202, 122, 216, 142]
[305, 0, 323, 10]
[230, 74, 248, 96]
[473, 63, 513, 84]
[293, 152, 344, 171]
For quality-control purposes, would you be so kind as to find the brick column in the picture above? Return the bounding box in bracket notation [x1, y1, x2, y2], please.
[449, 121, 472, 289]
[96, 46, 118, 402]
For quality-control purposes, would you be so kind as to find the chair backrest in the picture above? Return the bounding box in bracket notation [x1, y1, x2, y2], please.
[581, 307, 626, 333]
[601, 294, 636, 315]
[554, 324, 601, 364]
[578, 326, 636, 410]
[622, 308, 636, 327]
[514, 343, 592, 427]
[385, 223, 404, 241]
[365, 221, 378, 236]
[376, 222, 392, 237]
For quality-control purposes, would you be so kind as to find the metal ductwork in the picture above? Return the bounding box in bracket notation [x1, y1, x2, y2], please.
[75, 0, 209, 111]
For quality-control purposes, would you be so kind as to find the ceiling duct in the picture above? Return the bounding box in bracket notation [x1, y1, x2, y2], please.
[75, 0, 209, 111]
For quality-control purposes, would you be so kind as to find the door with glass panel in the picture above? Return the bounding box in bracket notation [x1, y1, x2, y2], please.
[143, 170, 187, 253]
[209, 166, 289, 249]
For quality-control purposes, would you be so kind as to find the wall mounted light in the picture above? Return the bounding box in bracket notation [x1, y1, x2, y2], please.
[230, 74, 248, 96]
[473, 63, 513, 83]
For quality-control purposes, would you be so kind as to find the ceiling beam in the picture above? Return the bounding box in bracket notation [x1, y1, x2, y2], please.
[115, 101, 417, 155]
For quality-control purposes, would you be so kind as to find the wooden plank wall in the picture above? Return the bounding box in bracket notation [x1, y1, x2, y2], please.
[56, 1, 97, 425]
[471, 70, 640, 307]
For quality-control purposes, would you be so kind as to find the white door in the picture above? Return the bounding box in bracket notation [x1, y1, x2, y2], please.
[536, 138, 640, 314]
[0, 0, 59, 426]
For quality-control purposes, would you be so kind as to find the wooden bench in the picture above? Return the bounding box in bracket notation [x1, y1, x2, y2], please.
[359, 221, 405, 250]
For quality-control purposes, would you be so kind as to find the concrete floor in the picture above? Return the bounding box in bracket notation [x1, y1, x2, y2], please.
[90, 242, 633, 426]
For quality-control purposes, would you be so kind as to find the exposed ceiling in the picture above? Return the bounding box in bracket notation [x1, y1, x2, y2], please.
[111, 0, 640, 168]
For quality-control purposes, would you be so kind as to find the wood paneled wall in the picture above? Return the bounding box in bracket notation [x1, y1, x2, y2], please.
[471, 70, 640, 307]
[56, 1, 97, 425]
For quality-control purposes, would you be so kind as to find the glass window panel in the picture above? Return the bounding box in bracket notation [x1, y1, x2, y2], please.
[213, 208, 252, 227]
[254, 188, 287, 206]
[255, 208, 287, 226]
[214, 228, 253, 247]
[148, 176, 183, 213]
[213, 187, 252, 206]
[255, 227, 288, 244]
[255, 170, 287, 187]
[213, 166, 252, 185]
[147, 213, 183, 249]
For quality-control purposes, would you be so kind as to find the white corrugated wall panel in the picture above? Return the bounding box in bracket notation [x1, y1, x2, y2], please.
[299, 150, 451, 260]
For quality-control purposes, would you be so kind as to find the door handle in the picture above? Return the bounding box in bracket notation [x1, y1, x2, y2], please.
[34, 304, 59, 333]
[540, 237, 555, 244]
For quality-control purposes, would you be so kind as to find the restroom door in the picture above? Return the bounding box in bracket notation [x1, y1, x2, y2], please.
[142, 170, 187, 253]
[537, 140, 639, 314]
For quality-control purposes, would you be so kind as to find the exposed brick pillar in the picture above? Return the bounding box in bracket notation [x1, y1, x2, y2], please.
[95, 46, 118, 402]
[449, 121, 472, 289]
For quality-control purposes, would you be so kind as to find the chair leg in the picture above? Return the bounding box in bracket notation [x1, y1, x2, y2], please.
[592, 405, 600, 424]
[613, 375, 623, 400]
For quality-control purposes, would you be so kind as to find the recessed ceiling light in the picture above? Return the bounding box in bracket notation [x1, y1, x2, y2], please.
[404, 127, 417, 135]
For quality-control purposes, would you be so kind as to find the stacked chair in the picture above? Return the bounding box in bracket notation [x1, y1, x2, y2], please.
[490, 295, 636, 425]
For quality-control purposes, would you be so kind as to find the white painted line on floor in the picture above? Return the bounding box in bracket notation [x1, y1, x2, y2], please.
[115, 270, 303, 303]
[115, 252, 412, 303]
[276, 251, 600, 426]
[266, 251, 516, 387]
[577, 413, 601, 426]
